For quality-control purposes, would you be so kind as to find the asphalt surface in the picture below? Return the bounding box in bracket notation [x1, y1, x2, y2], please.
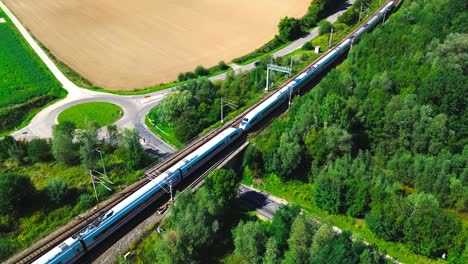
[237, 184, 286, 220]
[3, 0, 355, 156]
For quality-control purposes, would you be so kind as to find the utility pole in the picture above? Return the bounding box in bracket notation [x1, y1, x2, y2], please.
[288, 88, 293, 108]
[328, 27, 334, 48]
[88, 148, 112, 202]
[89, 169, 113, 202]
[90, 170, 98, 202]
[289, 58, 294, 77]
[359, 4, 363, 23]
[168, 177, 173, 204]
[95, 148, 107, 178]
[221, 97, 238, 123]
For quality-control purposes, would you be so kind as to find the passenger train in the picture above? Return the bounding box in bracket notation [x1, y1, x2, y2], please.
[33, 2, 394, 263]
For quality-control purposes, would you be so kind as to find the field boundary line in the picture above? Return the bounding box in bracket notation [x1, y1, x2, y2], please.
[0, 0, 99, 97]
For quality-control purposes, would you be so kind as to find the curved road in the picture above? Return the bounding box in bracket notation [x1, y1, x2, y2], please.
[1, 0, 355, 155]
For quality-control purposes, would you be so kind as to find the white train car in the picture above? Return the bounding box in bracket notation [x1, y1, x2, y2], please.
[34, 128, 242, 264]
[33, 2, 395, 263]
[240, 1, 394, 132]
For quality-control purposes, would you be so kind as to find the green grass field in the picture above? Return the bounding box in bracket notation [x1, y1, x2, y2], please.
[0, 9, 65, 133]
[57, 102, 122, 129]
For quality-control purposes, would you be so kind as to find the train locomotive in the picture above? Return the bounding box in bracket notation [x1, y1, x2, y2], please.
[33, 2, 394, 263]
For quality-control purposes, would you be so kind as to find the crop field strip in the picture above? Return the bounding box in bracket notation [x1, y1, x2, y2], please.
[0, 9, 62, 106]
[0, 8, 64, 133]
[6, 2, 398, 262]
[3, 0, 310, 90]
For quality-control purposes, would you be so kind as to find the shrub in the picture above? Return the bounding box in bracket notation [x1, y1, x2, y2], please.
[302, 41, 314, 51]
[218, 61, 229, 70]
[0, 174, 36, 215]
[46, 178, 68, 206]
[194, 65, 209, 77]
[318, 20, 332, 35]
[177, 71, 196, 82]
[28, 138, 52, 163]
[76, 193, 94, 212]
[177, 72, 186, 82]
[278, 17, 305, 41]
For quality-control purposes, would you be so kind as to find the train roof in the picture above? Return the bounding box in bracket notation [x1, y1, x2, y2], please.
[33, 237, 77, 264]
[179, 127, 240, 163]
[243, 83, 292, 121]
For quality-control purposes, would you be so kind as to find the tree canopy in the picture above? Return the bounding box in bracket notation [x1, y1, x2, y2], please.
[243, 0, 467, 260]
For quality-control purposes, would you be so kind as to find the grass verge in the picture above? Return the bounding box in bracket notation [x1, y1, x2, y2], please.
[145, 108, 183, 149]
[57, 102, 122, 129]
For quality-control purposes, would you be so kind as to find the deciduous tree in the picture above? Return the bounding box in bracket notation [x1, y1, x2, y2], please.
[233, 221, 267, 264]
[52, 121, 76, 165]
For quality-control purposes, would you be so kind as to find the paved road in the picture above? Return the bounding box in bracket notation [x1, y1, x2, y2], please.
[237, 184, 286, 220]
[2, 0, 355, 155]
[1, 0, 176, 154]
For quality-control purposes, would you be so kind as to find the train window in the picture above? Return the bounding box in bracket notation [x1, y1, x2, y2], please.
[242, 118, 248, 122]
[59, 242, 69, 251]
[105, 211, 113, 219]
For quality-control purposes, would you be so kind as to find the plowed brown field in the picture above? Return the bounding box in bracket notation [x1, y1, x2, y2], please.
[4, 0, 310, 90]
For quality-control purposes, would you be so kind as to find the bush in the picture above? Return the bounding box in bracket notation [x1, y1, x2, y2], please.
[177, 71, 196, 82]
[0, 136, 16, 161]
[218, 61, 229, 70]
[0, 174, 36, 215]
[194, 65, 209, 77]
[232, 37, 284, 64]
[46, 178, 68, 206]
[28, 138, 52, 163]
[318, 20, 332, 35]
[302, 41, 314, 50]
[75, 193, 94, 212]
[0, 239, 18, 262]
[278, 17, 305, 41]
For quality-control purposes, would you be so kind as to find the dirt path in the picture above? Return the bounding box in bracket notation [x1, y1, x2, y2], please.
[4, 0, 310, 90]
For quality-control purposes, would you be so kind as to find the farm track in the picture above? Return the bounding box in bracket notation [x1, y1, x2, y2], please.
[6, 1, 400, 263]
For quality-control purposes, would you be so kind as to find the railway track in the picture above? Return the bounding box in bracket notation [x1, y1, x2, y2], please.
[7, 2, 399, 263]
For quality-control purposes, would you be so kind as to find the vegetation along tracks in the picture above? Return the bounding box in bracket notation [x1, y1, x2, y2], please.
[7, 1, 399, 262]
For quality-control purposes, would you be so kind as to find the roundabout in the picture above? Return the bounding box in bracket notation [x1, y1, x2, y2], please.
[2, 0, 355, 157]
[57, 102, 123, 129]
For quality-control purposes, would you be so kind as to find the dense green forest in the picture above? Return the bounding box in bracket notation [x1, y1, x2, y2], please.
[0, 9, 65, 134]
[132, 170, 387, 264]
[243, 0, 467, 262]
[0, 123, 152, 261]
